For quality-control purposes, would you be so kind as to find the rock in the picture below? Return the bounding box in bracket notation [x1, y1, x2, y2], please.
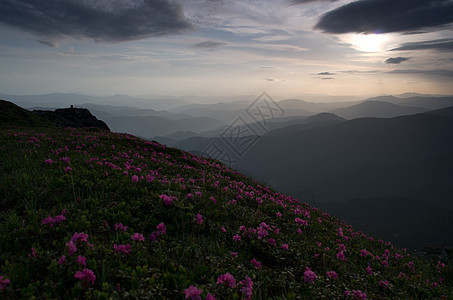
[33, 107, 110, 131]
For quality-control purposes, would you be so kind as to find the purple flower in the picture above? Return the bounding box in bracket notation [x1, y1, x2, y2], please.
[195, 213, 203, 225]
[160, 194, 176, 206]
[66, 241, 77, 256]
[156, 222, 166, 235]
[217, 273, 236, 288]
[304, 267, 318, 284]
[251, 258, 262, 269]
[74, 268, 96, 285]
[233, 234, 241, 242]
[281, 244, 289, 250]
[131, 233, 145, 241]
[131, 175, 139, 182]
[115, 222, 128, 233]
[205, 293, 216, 300]
[0, 276, 11, 290]
[58, 255, 66, 265]
[114, 244, 132, 254]
[352, 290, 367, 299]
[76, 255, 86, 266]
[71, 232, 89, 243]
[184, 285, 202, 300]
[239, 276, 253, 300]
[326, 271, 338, 279]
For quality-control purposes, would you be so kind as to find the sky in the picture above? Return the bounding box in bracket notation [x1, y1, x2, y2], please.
[1, 0, 453, 99]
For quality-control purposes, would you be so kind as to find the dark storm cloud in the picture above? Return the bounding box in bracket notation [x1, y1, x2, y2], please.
[291, 0, 338, 4]
[388, 69, 453, 77]
[385, 57, 410, 64]
[391, 39, 453, 52]
[191, 41, 227, 49]
[315, 0, 453, 34]
[0, 0, 192, 45]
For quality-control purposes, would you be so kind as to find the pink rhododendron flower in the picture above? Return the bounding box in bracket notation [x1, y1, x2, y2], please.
[360, 249, 370, 257]
[379, 280, 389, 288]
[42, 216, 54, 226]
[53, 214, 66, 223]
[281, 244, 289, 250]
[114, 244, 132, 254]
[66, 241, 77, 256]
[146, 174, 155, 182]
[406, 261, 415, 271]
[131, 233, 145, 241]
[233, 234, 241, 242]
[268, 238, 276, 246]
[71, 232, 89, 243]
[326, 271, 338, 279]
[239, 276, 253, 300]
[45, 159, 53, 165]
[160, 194, 176, 206]
[366, 266, 372, 275]
[217, 273, 236, 288]
[64, 166, 72, 173]
[205, 293, 216, 300]
[131, 175, 139, 182]
[251, 258, 262, 269]
[295, 218, 308, 226]
[184, 285, 202, 300]
[437, 261, 445, 271]
[209, 196, 217, 204]
[74, 268, 96, 285]
[304, 267, 318, 284]
[221, 226, 226, 233]
[276, 212, 282, 217]
[352, 290, 367, 299]
[0, 276, 11, 290]
[76, 255, 87, 266]
[337, 243, 346, 252]
[114, 222, 128, 233]
[337, 251, 346, 261]
[58, 255, 66, 265]
[195, 213, 203, 225]
[156, 222, 166, 235]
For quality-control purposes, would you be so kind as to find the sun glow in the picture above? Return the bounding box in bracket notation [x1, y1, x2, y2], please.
[350, 34, 388, 52]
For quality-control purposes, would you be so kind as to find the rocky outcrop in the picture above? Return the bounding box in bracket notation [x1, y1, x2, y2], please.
[33, 106, 110, 131]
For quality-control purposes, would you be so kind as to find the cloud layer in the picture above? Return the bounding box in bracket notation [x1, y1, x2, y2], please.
[385, 57, 410, 64]
[391, 39, 453, 52]
[315, 0, 453, 34]
[0, 0, 192, 45]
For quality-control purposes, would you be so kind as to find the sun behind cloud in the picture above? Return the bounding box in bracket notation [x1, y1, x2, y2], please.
[350, 34, 388, 52]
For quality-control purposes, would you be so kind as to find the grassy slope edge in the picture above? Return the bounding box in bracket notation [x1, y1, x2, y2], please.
[0, 125, 452, 299]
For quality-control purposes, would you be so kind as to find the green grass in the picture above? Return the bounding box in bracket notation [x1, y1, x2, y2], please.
[0, 125, 451, 299]
[0, 100, 53, 129]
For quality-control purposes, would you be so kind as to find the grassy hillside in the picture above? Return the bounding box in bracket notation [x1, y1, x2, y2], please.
[0, 124, 452, 298]
[0, 100, 53, 128]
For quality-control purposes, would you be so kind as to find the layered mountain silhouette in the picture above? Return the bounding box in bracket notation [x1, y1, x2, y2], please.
[4, 93, 453, 250]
